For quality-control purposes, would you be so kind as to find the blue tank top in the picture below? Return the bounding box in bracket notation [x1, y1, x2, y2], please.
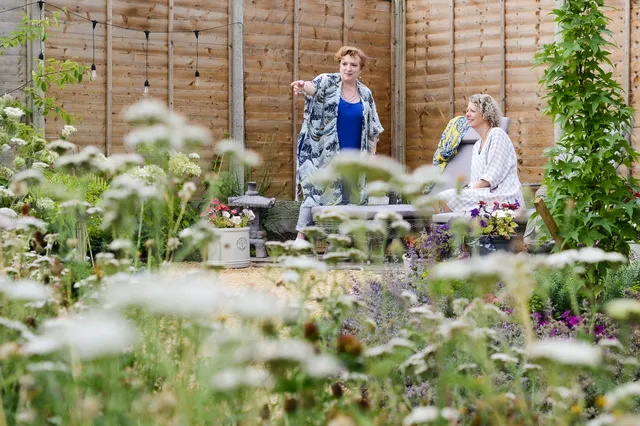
[337, 97, 363, 151]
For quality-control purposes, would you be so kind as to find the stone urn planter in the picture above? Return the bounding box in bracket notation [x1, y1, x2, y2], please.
[477, 236, 512, 256]
[207, 227, 250, 268]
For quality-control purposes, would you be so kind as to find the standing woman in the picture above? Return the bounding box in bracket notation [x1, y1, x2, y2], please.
[436, 93, 524, 212]
[291, 46, 384, 241]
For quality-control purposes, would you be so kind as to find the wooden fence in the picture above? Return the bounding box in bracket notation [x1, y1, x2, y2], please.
[1, 0, 639, 197]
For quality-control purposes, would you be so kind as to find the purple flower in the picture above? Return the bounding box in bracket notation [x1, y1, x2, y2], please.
[560, 310, 572, 320]
[470, 208, 480, 218]
[567, 315, 583, 328]
[594, 324, 605, 336]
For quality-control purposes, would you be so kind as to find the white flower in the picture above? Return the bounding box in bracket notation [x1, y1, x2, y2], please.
[188, 152, 200, 160]
[222, 211, 231, 218]
[101, 153, 144, 174]
[289, 238, 313, 251]
[27, 361, 70, 373]
[396, 165, 444, 194]
[0, 278, 50, 302]
[603, 381, 640, 409]
[229, 216, 241, 225]
[35, 198, 55, 212]
[123, 99, 169, 123]
[215, 139, 261, 166]
[585, 414, 616, 426]
[374, 210, 403, 222]
[10, 137, 27, 146]
[0, 317, 36, 341]
[55, 146, 104, 171]
[543, 248, 626, 268]
[60, 125, 77, 139]
[304, 354, 342, 378]
[12, 217, 48, 232]
[210, 367, 273, 391]
[281, 270, 300, 284]
[328, 151, 406, 183]
[403, 406, 459, 425]
[31, 162, 49, 171]
[109, 239, 133, 251]
[604, 299, 640, 321]
[47, 139, 77, 154]
[11, 169, 44, 186]
[281, 256, 327, 271]
[103, 273, 301, 321]
[400, 290, 418, 305]
[4, 106, 25, 119]
[23, 312, 138, 360]
[177, 181, 197, 200]
[367, 180, 391, 196]
[526, 339, 601, 367]
[0, 207, 17, 218]
[491, 353, 518, 364]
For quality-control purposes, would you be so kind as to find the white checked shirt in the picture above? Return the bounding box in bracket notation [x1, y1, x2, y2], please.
[437, 127, 524, 211]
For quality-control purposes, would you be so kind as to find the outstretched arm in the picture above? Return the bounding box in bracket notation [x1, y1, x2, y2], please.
[291, 80, 317, 97]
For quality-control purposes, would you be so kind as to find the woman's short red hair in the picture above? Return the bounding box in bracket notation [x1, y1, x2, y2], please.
[334, 46, 368, 68]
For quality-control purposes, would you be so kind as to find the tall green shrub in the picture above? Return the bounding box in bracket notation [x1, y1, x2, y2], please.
[534, 0, 640, 256]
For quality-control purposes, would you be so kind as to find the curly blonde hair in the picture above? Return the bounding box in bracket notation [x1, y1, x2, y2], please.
[334, 46, 368, 69]
[469, 94, 502, 128]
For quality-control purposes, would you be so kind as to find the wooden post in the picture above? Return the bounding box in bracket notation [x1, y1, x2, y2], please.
[25, 0, 32, 114]
[500, 0, 506, 113]
[292, 0, 300, 194]
[624, 0, 632, 178]
[106, 0, 113, 156]
[448, 0, 455, 118]
[533, 197, 564, 248]
[168, 0, 174, 111]
[391, 0, 406, 164]
[28, 0, 45, 132]
[343, 0, 349, 45]
[229, 0, 245, 190]
[553, 0, 566, 144]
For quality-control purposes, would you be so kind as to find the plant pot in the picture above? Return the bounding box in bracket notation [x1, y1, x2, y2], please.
[207, 227, 250, 268]
[477, 236, 513, 256]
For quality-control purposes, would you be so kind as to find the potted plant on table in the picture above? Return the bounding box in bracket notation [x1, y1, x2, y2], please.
[403, 224, 455, 272]
[471, 200, 520, 256]
[202, 198, 255, 268]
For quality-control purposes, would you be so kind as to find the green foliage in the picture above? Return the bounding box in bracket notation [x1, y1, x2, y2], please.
[534, 0, 640, 256]
[0, 12, 87, 124]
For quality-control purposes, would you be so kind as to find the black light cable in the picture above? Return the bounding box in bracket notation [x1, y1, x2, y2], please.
[90, 20, 97, 81]
[194, 29, 200, 86]
[143, 30, 150, 96]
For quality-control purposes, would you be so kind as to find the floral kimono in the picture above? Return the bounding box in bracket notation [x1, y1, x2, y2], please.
[296, 73, 384, 208]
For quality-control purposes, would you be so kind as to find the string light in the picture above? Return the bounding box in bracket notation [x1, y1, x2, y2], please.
[143, 30, 150, 96]
[90, 20, 97, 81]
[194, 29, 200, 87]
[0, 1, 245, 97]
[37, 1, 44, 60]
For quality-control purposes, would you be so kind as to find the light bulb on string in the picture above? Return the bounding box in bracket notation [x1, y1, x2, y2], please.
[143, 30, 150, 96]
[90, 20, 98, 81]
[193, 29, 200, 87]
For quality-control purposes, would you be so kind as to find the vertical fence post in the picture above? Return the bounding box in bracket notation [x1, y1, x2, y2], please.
[229, 0, 245, 191]
[168, 0, 174, 111]
[553, 0, 566, 144]
[448, 0, 455, 118]
[292, 0, 300, 197]
[106, 0, 113, 156]
[391, 0, 406, 164]
[500, 0, 506, 114]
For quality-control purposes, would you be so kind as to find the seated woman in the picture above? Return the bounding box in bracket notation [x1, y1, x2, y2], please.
[437, 94, 524, 212]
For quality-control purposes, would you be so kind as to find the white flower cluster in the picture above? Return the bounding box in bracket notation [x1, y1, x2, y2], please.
[35, 197, 55, 212]
[3, 106, 25, 120]
[60, 125, 77, 139]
